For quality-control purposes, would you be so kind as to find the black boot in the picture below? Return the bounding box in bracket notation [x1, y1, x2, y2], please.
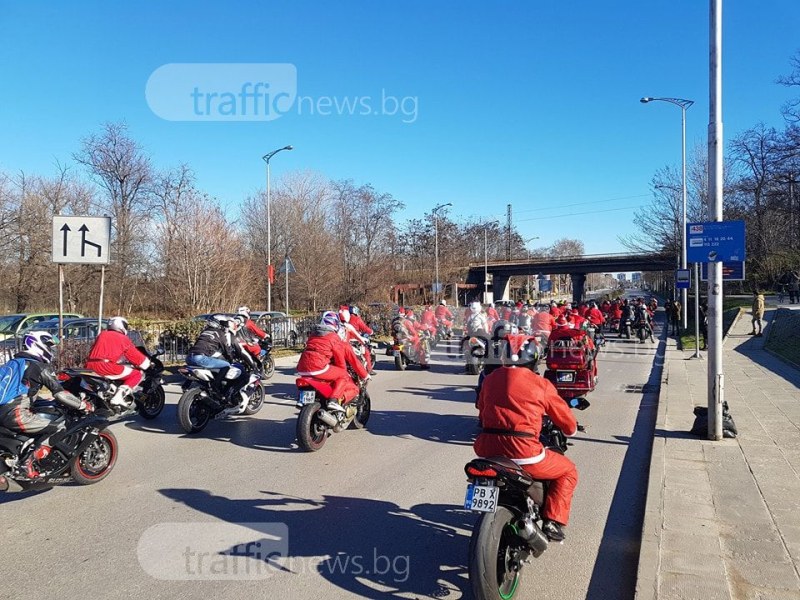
[542, 519, 565, 542]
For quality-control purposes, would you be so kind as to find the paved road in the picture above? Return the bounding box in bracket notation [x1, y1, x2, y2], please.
[1, 305, 664, 600]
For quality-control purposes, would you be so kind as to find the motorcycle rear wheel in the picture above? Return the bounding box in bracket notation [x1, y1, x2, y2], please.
[178, 388, 212, 434]
[70, 428, 118, 485]
[262, 356, 275, 379]
[137, 384, 166, 420]
[296, 402, 328, 451]
[469, 506, 524, 600]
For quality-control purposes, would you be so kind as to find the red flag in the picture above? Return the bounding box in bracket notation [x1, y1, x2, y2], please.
[267, 264, 275, 284]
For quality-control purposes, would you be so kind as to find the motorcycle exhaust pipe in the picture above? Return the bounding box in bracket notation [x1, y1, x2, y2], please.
[516, 518, 549, 557]
[316, 410, 339, 428]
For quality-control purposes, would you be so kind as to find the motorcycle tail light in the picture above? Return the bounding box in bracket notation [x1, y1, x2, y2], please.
[466, 465, 497, 478]
[57, 372, 70, 381]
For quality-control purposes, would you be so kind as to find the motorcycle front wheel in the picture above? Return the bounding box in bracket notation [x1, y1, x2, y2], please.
[394, 354, 406, 371]
[70, 428, 118, 485]
[296, 401, 328, 451]
[469, 506, 525, 600]
[243, 383, 265, 415]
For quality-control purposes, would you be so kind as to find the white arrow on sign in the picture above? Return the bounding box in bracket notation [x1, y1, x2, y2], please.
[52, 216, 111, 264]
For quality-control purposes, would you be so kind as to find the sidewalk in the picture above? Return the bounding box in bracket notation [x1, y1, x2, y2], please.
[636, 307, 800, 600]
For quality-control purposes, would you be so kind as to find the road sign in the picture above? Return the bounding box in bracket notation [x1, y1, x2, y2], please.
[686, 220, 746, 263]
[52, 216, 111, 264]
[539, 280, 552, 292]
[277, 256, 296, 274]
[676, 269, 691, 289]
[700, 261, 745, 281]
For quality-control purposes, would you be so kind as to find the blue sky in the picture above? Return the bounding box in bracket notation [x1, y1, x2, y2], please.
[1, 1, 798, 254]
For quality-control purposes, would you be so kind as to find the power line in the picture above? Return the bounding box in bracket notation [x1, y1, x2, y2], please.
[515, 205, 640, 223]
[513, 193, 651, 215]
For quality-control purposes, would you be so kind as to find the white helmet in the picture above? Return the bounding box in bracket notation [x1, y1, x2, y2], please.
[23, 331, 59, 363]
[108, 316, 128, 335]
[469, 301, 482, 314]
[439, 299, 446, 305]
[237, 306, 250, 318]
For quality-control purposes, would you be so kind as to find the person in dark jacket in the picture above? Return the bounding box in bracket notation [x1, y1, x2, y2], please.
[186, 315, 251, 403]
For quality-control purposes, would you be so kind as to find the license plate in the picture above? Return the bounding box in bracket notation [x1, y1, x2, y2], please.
[297, 390, 316, 406]
[557, 371, 575, 383]
[464, 483, 498, 513]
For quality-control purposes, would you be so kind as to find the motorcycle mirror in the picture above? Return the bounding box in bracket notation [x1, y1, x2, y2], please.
[156, 346, 165, 355]
[568, 397, 591, 411]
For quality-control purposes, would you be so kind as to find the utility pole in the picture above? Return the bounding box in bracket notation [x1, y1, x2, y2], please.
[707, 0, 724, 441]
[506, 204, 512, 261]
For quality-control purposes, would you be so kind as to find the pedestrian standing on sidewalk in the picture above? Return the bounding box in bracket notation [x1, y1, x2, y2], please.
[790, 272, 800, 304]
[699, 301, 708, 350]
[670, 300, 682, 336]
[749, 290, 765, 336]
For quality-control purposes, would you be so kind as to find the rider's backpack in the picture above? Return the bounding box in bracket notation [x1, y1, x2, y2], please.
[0, 357, 30, 406]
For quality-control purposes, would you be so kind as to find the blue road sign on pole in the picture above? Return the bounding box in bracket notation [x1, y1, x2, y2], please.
[686, 220, 746, 262]
[700, 261, 745, 281]
[676, 269, 691, 289]
[539, 280, 552, 292]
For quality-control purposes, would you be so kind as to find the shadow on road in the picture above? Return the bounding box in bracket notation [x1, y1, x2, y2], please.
[367, 410, 478, 446]
[158, 488, 473, 599]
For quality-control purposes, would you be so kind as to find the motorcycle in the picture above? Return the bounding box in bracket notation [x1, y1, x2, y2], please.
[0, 399, 118, 492]
[59, 347, 167, 421]
[175, 362, 264, 434]
[462, 333, 487, 375]
[435, 319, 453, 346]
[620, 317, 633, 339]
[391, 330, 431, 371]
[635, 318, 653, 343]
[464, 397, 590, 600]
[295, 370, 371, 452]
[255, 338, 275, 380]
[586, 325, 606, 348]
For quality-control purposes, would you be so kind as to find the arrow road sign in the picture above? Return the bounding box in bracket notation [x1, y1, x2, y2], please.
[52, 216, 111, 264]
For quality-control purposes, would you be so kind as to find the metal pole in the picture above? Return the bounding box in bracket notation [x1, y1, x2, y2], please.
[98, 265, 105, 332]
[694, 262, 701, 358]
[484, 227, 489, 304]
[434, 214, 439, 305]
[58, 264, 64, 344]
[707, 0, 724, 441]
[266, 160, 272, 312]
[681, 105, 689, 331]
[285, 255, 289, 314]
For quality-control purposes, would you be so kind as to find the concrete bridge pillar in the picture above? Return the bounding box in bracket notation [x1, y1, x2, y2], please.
[571, 272, 586, 304]
[491, 274, 511, 302]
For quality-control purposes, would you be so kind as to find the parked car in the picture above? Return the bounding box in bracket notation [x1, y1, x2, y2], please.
[0, 312, 83, 341]
[251, 311, 299, 347]
[19, 317, 108, 340]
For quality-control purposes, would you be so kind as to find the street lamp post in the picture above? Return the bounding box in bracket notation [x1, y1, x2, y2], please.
[641, 96, 693, 331]
[483, 221, 500, 304]
[432, 203, 452, 305]
[262, 145, 294, 312]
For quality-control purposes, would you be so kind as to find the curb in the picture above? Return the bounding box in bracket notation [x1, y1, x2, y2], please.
[634, 345, 670, 600]
[763, 308, 800, 371]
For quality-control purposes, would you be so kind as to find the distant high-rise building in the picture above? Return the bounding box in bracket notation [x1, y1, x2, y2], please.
[631, 272, 642, 282]
[617, 273, 626, 281]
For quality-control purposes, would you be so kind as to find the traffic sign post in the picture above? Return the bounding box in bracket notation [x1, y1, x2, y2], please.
[52, 216, 112, 337]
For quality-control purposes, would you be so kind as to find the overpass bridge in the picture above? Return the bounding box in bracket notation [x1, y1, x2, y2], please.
[465, 252, 675, 304]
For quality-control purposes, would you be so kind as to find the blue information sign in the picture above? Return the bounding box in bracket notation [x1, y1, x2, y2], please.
[676, 269, 691, 289]
[539, 280, 552, 292]
[700, 261, 746, 281]
[686, 221, 746, 263]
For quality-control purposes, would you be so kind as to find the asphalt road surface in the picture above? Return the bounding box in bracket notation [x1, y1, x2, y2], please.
[1, 306, 664, 600]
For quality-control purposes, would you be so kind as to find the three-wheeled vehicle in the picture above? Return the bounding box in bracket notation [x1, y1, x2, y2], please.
[543, 331, 598, 401]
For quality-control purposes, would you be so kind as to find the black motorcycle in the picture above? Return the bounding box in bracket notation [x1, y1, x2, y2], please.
[0, 401, 118, 492]
[464, 397, 589, 600]
[255, 338, 275, 380]
[59, 347, 166, 421]
[176, 362, 264, 434]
